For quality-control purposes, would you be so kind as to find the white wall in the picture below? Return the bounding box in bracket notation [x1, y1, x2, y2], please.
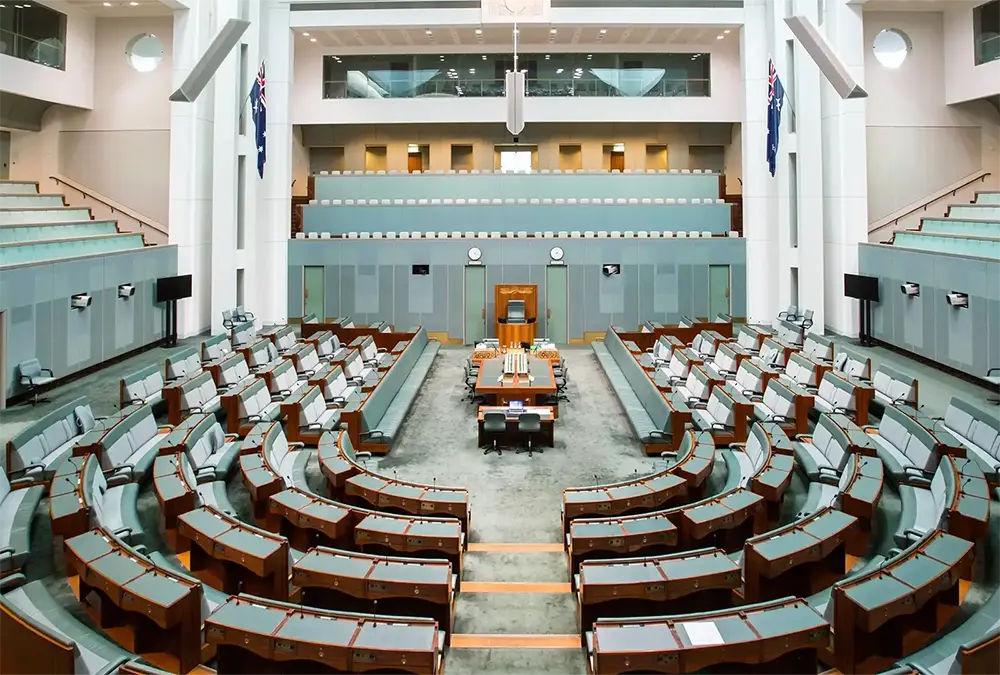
[864, 10, 1000, 222]
[0, 0, 95, 109]
[944, 2, 1000, 104]
[290, 39, 744, 125]
[5, 16, 174, 223]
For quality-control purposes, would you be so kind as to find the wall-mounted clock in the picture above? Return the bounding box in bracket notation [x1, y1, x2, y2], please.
[550, 246, 564, 262]
[468, 246, 483, 262]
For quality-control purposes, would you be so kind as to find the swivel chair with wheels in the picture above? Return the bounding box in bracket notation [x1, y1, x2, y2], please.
[553, 366, 570, 403]
[516, 412, 543, 457]
[482, 411, 507, 456]
[17, 358, 55, 405]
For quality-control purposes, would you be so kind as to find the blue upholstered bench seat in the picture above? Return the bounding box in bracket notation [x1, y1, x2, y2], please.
[6, 397, 101, 479]
[940, 397, 1000, 483]
[0, 471, 45, 575]
[361, 329, 439, 450]
[1, 579, 132, 675]
[592, 341, 658, 442]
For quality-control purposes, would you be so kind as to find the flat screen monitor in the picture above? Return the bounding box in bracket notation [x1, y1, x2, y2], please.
[509, 400, 523, 409]
[844, 273, 879, 302]
[412, 264, 430, 275]
[506, 300, 526, 323]
[155, 274, 193, 303]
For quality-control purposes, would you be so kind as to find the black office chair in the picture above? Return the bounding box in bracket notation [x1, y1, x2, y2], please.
[516, 412, 543, 457]
[482, 411, 507, 456]
[554, 365, 570, 403]
[463, 365, 486, 405]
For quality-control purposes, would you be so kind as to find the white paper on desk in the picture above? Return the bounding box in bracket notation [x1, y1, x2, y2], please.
[680, 620, 724, 646]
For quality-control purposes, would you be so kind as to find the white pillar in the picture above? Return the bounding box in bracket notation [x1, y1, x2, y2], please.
[741, 0, 781, 325]
[168, 0, 215, 338]
[209, 0, 241, 335]
[791, 0, 826, 333]
[254, 0, 292, 326]
[822, 0, 868, 336]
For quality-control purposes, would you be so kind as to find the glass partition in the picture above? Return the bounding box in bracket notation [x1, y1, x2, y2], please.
[323, 52, 710, 99]
[975, 0, 999, 65]
[0, 1, 67, 70]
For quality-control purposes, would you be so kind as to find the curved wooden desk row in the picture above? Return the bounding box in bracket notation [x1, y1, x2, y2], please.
[49, 453, 99, 539]
[293, 546, 455, 638]
[832, 529, 974, 674]
[153, 452, 198, 529]
[575, 547, 741, 633]
[562, 431, 715, 531]
[207, 593, 444, 675]
[586, 595, 828, 675]
[268, 487, 466, 586]
[567, 487, 766, 573]
[317, 431, 471, 531]
[63, 529, 204, 674]
[940, 455, 991, 543]
[742, 506, 858, 604]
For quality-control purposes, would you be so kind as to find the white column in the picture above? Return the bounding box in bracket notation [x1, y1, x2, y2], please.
[168, 0, 215, 338]
[254, 0, 292, 326]
[821, 0, 868, 336]
[791, 0, 826, 332]
[741, 0, 780, 325]
[209, 0, 240, 334]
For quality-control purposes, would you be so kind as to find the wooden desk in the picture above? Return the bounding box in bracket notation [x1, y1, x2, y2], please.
[588, 596, 829, 675]
[678, 488, 765, 553]
[577, 547, 740, 633]
[153, 452, 197, 529]
[562, 472, 687, 534]
[474, 357, 556, 406]
[742, 507, 858, 603]
[177, 505, 290, 601]
[49, 454, 97, 540]
[497, 322, 536, 346]
[206, 593, 443, 675]
[567, 514, 678, 574]
[833, 529, 973, 674]
[64, 529, 203, 674]
[477, 405, 556, 448]
[265, 487, 466, 585]
[942, 455, 991, 542]
[293, 546, 455, 641]
[837, 454, 885, 554]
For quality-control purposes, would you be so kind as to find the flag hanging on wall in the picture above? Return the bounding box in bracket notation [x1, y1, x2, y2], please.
[250, 61, 267, 178]
[766, 58, 785, 177]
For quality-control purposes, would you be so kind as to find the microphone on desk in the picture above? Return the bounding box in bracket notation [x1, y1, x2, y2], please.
[394, 470, 398, 482]
[433, 477, 437, 488]
[594, 474, 599, 485]
[373, 598, 378, 626]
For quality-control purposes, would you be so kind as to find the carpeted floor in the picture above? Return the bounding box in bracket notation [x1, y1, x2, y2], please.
[7, 339, 998, 675]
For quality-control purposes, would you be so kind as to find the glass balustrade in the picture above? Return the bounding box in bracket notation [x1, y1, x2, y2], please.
[975, 0, 999, 65]
[0, 2, 66, 70]
[322, 52, 711, 99]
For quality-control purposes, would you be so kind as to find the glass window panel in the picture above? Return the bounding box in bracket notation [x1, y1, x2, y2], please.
[323, 52, 711, 99]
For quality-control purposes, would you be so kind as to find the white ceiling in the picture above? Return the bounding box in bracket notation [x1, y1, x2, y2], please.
[297, 25, 735, 50]
[61, 0, 174, 17]
[860, 0, 981, 10]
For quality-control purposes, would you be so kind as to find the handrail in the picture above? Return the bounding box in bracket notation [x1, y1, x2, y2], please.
[49, 174, 169, 237]
[869, 170, 992, 236]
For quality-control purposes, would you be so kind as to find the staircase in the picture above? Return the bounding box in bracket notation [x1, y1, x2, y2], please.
[868, 170, 994, 242]
[50, 174, 169, 245]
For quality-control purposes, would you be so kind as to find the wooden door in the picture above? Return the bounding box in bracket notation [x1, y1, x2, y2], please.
[408, 154, 423, 173]
[610, 151, 625, 172]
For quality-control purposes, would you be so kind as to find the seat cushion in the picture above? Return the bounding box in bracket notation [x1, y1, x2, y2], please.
[871, 432, 912, 481]
[196, 481, 236, 515]
[201, 441, 240, 481]
[0, 484, 44, 572]
[793, 440, 831, 481]
[278, 449, 312, 490]
[895, 484, 939, 548]
[97, 483, 145, 546]
[799, 482, 839, 518]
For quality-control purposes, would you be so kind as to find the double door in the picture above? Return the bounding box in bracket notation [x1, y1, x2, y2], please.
[463, 266, 568, 344]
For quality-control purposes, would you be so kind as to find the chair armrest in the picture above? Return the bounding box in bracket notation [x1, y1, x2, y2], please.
[19, 376, 30, 387]
[710, 422, 732, 431]
[729, 442, 746, 451]
[887, 547, 904, 558]
[288, 442, 306, 449]
[195, 466, 215, 476]
[0, 573, 26, 593]
[356, 451, 373, 461]
[0, 547, 14, 558]
[892, 396, 911, 405]
[278, 389, 292, 396]
[106, 470, 133, 487]
[9, 476, 41, 490]
[659, 451, 678, 459]
[906, 475, 931, 489]
[648, 430, 671, 440]
[817, 467, 840, 484]
[10, 463, 45, 479]
[247, 414, 263, 423]
[41, 368, 54, 377]
[832, 406, 855, 415]
[767, 414, 789, 423]
[157, 425, 173, 432]
[361, 430, 385, 440]
[112, 527, 133, 539]
[903, 528, 925, 542]
[180, 406, 203, 415]
[93, 415, 108, 421]
[986, 367, 999, 376]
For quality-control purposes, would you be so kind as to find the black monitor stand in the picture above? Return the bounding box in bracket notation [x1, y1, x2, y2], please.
[163, 299, 179, 347]
[858, 299, 874, 347]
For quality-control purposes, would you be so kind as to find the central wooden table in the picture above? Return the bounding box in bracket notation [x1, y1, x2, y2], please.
[474, 356, 556, 406]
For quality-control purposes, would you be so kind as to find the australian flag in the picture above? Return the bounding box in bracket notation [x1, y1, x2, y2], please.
[766, 59, 785, 177]
[250, 62, 266, 178]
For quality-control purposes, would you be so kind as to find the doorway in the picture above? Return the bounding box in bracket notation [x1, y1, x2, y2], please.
[464, 265, 487, 344]
[407, 144, 428, 173]
[303, 266, 325, 320]
[546, 265, 568, 344]
[708, 265, 731, 319]
[365, 145, 387, 172]
[604, 143, 625, 172]
[0, 131, 9, 179]
[558, 144, 582, 172]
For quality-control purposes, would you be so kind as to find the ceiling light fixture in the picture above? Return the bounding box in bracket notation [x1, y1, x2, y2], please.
[724, 29, 731, 34]
[550, 28, 557, 34]
[310, 38, 317, 42]
[102, 2, 111, 5]
[425, 29, 432, 35]
[302, 32, 310, 36]
[556, 68, 563, 73]
[130, 1, 139, 5]
[469, 68, 475, 73]
[475, 28, 482, 35]
[599, 29, 607, 34]
[545, 54, 550, 59]
[482, 55, 487, 60]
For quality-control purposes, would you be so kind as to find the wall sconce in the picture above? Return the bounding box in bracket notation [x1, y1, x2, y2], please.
[118, 283, 136, 299]
[71, 293, 92, 310]
[945, 292, 968, 309]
